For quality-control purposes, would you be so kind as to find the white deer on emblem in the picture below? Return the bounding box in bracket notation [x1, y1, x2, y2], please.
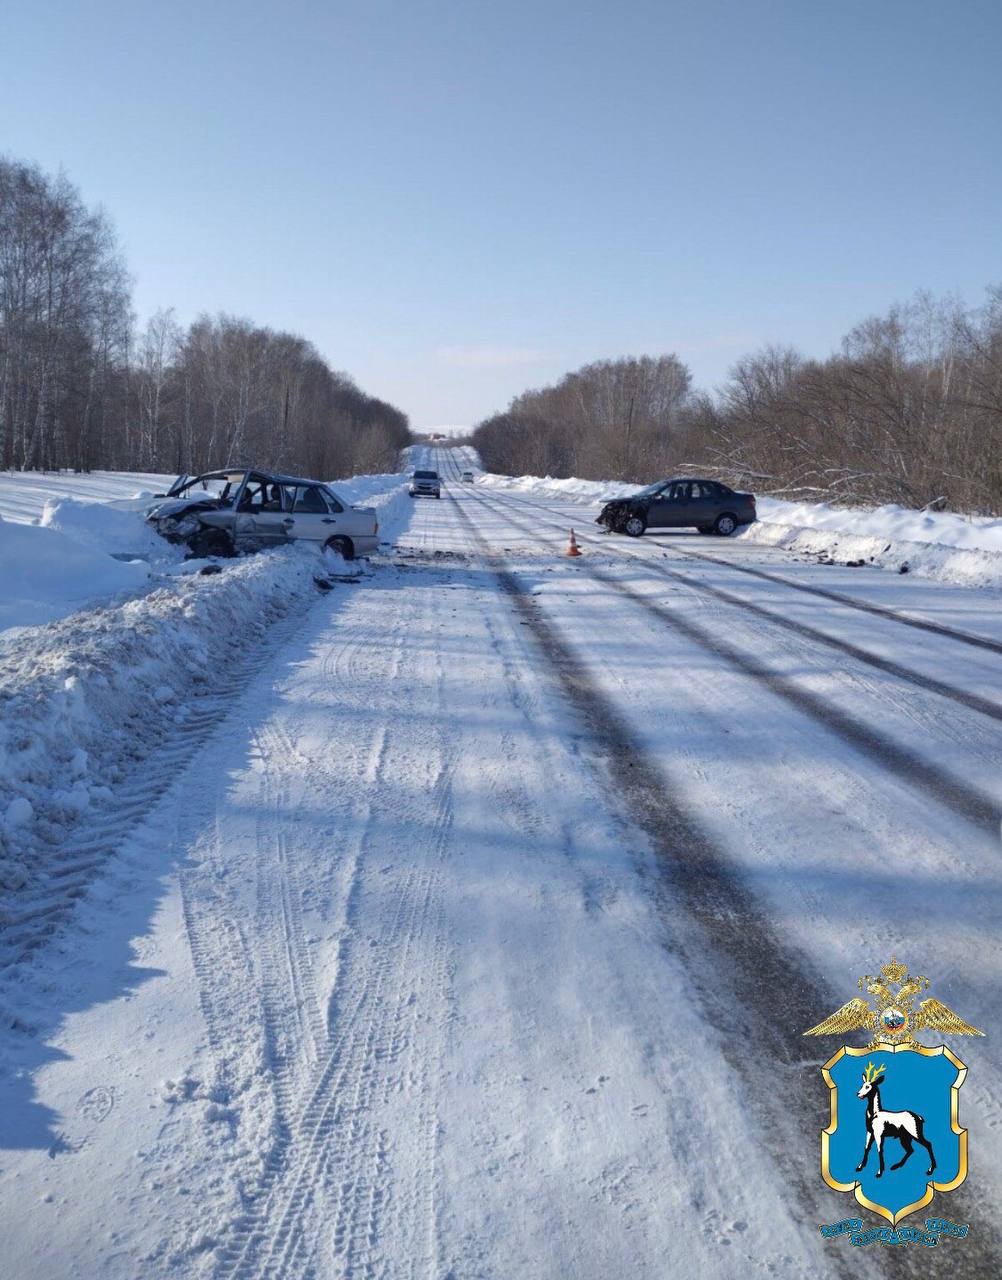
[855, 1062, 936, 1179]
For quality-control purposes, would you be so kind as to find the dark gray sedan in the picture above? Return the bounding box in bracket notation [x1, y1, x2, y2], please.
[597, 477, 756, 537]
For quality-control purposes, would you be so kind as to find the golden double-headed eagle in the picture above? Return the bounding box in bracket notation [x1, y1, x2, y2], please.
[804, 957, 984, 1049]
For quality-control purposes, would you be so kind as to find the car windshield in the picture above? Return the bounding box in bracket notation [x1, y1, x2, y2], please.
[414, 470, 438, 479]
[632, 480, 668, 498]
[172, 471, 247, 503]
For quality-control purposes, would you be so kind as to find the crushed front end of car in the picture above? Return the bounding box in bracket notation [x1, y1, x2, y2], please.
[145, 470, 247, 552]
[146, 497, 228, 545]
[596, 499, 638, 533]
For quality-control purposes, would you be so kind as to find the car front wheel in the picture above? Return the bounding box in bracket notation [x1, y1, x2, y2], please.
[189, 527, 235, 558]
[624, 514, 646, 537]
[714, 513, 737, 536]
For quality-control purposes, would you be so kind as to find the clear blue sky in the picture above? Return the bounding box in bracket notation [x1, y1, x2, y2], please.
[2, 0, 999, 429]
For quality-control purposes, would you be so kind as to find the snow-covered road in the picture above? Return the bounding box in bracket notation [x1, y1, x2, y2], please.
[2, 448, 1000, 1278]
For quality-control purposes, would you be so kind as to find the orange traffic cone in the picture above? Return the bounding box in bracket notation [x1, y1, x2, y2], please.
[565, 529, 582, 557]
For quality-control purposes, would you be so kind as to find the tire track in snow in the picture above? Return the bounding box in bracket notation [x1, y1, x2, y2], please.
[471, 479, 1002, 727]
[219, 762, 451, 1280]
[464, 484, 1002, 837]
[214, 574, 451, 1280]
[178, 712, 340, 1228]
[251, 725, 329, 1062]
[441, 468, 1002, 1280]
[0, 603, 318, 972]
[458, 467, 1002, 658]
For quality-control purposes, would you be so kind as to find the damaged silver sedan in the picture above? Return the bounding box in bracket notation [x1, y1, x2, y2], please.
[147, 468, 379, 559]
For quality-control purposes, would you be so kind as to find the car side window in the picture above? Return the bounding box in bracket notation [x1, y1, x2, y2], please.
[323, 488, 344, 513]
[238, 476, 267, 510]
[260, 483, 283, 511]
[293, 486, 329, 514]
[669, 482, 690, 501]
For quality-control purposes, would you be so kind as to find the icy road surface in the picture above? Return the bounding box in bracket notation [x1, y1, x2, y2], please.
[1, 447, 1001, 1279]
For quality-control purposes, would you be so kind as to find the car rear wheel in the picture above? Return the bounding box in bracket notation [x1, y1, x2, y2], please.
[325, 535, 355, 560]
[624, 514, 646, 537]
[714, 513, 737, 536]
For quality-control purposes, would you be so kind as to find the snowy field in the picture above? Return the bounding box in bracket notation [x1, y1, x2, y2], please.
[0, 469, 174, 525]
[1, 447, 1000, 1279]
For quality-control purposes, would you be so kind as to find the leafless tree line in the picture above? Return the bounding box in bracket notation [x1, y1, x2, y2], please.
[474, 290, 1002, 512]
[474, 355, 691, 481]
[0, 156, 410, 478]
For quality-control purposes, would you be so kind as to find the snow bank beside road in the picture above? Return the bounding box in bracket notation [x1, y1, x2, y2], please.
[0, 516, 151, 632]
[753, 496, 1002, 553]
[0, 499, 180, 633]
[743, 510, 1002, 586]
[479, 469, 1002, 586]
[40, 495, 179, 561]
[746, 498, 1002, 585]
[0, 545, 326, 929]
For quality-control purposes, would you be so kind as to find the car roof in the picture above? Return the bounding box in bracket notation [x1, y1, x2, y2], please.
[195, 467, 333, 487]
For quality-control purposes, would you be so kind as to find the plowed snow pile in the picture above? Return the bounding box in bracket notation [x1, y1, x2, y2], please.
[0, 516, 152, 631]
[0, 545, 325, 911]
[744, 497, 1002, 584]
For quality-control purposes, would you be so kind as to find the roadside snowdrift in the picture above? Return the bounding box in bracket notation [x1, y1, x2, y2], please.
[478, 470, 1002, 587]
[0, 516, 151, 631]
[40, 495, 174, 560]
[0, 545, 326, 919]
[744, 498, 1002, 585]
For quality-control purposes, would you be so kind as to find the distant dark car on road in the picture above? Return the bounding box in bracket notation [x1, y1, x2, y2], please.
[597, 477, 756, 538]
